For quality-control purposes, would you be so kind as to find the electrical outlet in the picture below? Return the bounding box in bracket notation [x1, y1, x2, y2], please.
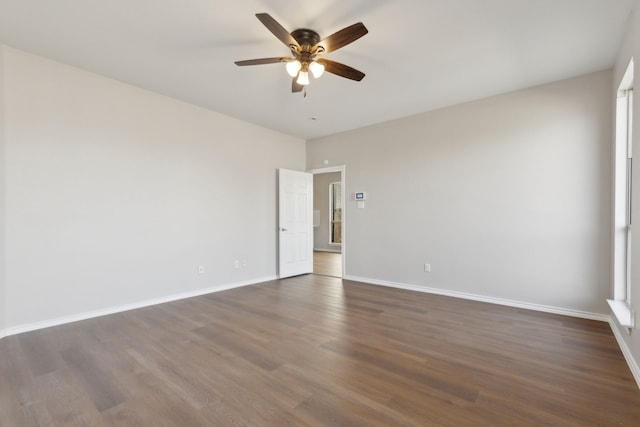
[234, 260, 240, 269]
[198, 265, 205, 274]
[424, 263, 431, 272]
[242, 260, 247, 268]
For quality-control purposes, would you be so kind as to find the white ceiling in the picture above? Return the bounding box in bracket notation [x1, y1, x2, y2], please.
[0, 0, 635, 139]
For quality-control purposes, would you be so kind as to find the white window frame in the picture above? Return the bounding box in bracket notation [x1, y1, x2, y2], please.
[609, 59, 635, 329]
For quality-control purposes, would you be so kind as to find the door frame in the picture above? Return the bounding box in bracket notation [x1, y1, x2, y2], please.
[308, 165, 346, 278]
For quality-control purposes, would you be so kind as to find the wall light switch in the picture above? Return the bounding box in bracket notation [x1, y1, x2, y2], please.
[234, 260, 240, 269]
[424, 264, 431, 272]
[198, 265, 205, 274]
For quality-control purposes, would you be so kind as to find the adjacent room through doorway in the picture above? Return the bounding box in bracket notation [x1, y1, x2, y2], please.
[311, 168, 344, 278]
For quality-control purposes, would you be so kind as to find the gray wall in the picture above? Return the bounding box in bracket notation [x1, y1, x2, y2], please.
[0, 45, 5, 335]
[612, 0, 640, 383]
[313, 172, 342, 252]
[307, 70, 613, 316]
[2, 46, 305, 331]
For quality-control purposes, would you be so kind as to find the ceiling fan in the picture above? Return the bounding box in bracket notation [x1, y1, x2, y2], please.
[234, 13, 368, 94]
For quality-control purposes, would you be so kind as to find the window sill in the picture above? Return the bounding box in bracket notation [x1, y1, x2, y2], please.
[607, 299, 635, 328]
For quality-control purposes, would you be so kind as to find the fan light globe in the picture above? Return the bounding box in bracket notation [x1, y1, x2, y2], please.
[309, 61, 325, 78]
[286, 60, 302, 77]
[296, 71, 310, 85]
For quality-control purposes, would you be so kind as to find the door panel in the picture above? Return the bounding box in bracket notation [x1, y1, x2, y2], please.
[278, 169, 313, 278]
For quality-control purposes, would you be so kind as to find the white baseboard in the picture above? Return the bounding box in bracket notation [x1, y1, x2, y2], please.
[343, 275, 639, 390]
[342, 275, 610, 322]
[608, 319, 640, 389]
[3, 275, 277, 337]
[313, 248, 342, 253]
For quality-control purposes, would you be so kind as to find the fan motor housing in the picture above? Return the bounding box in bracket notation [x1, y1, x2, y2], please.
[291, 29, 321, 47]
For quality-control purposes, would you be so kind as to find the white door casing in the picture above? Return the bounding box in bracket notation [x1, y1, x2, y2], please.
[278, 169, 313, 278]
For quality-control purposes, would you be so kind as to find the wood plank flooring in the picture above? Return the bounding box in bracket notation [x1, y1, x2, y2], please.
[313, 251, 341, 278]
[2, 275, 640, 426]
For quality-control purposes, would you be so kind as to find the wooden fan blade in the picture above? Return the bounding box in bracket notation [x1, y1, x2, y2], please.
[316, 59, 365, 81]
[315, 22, 368, 54]
[256, 13, 300, 50]
[235, 57, 291, 66]
[292, 78, 303, 93]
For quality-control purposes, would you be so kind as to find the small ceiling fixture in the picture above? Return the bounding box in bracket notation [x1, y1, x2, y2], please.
[235, 13, 368, 94]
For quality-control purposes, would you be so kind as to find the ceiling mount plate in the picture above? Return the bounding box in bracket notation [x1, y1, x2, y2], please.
[290, 29, 321, 47]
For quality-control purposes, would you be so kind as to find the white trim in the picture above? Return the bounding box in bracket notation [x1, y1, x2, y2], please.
[2, 275, 277, 337]
[607, 299, 635, 328]
[313, 248, 342, 253]
[609, 318, 640, 389]
[343, 275, 609, 322]
[307, 166, 344, 174]
[617, 58, 634, 97]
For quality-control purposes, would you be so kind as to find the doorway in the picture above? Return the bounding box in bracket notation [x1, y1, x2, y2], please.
[309, 166, 345, 278]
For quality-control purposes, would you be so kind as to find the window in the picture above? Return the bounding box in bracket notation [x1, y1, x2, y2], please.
[329, 182, 342, 245]
[609, 59, 634, 328]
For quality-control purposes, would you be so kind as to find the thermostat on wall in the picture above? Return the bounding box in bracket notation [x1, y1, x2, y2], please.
[352, 192, 367, 200]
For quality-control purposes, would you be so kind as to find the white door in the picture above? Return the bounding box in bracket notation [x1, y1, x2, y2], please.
[278, 168, 313, 278]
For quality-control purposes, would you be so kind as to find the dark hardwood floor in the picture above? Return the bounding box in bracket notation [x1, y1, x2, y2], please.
[2, 275, 640, 426]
